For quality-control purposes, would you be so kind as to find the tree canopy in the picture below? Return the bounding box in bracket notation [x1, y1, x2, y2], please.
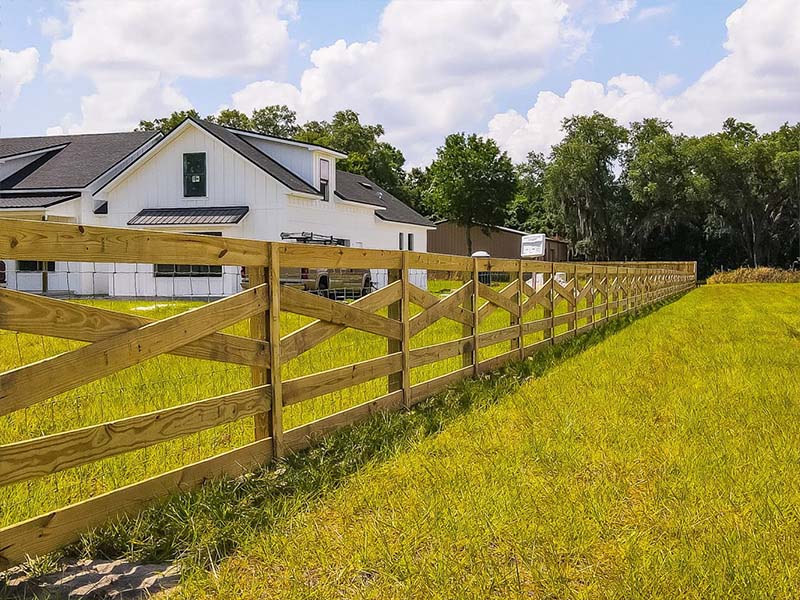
[136, 106, 800, 275]
[427, 133, 517, 254]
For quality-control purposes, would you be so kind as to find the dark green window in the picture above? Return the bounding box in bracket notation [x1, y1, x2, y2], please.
[18, 261, 55, 272]
[155, 232, 222, 277]
[183, 152, 206, 197]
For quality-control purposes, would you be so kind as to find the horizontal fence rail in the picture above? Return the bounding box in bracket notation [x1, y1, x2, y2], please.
[0, 218, 696, 568]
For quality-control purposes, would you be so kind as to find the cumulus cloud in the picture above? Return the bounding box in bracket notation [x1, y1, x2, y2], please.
[231, 0, 612, 165]
[634, 4, 673, 22]
[0, 47, 39, 110]
[487, 0, 800, 161]
[47, 0, 296, 133]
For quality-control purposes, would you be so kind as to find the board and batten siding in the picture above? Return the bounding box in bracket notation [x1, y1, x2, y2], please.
[98, 125, 285, 297]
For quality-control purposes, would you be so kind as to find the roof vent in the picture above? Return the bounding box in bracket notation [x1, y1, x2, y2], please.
[358, 181, 373, 190]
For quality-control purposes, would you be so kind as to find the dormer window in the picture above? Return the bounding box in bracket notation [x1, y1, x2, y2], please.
[319, 158, 330, 201]
[183, 152, 206, 197]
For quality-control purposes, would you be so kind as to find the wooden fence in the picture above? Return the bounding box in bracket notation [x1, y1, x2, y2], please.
[0, 218, 696, 568]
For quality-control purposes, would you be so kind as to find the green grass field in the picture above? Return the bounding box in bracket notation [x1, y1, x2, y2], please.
[0, 280, 563, 529]
[153, 283, 800, 599]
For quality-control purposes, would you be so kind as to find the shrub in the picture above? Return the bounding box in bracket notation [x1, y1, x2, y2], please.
[706, 267, 800, 284]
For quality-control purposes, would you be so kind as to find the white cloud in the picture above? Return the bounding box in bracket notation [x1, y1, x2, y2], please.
[635, 4, 673, 22]
[668, 34, 681, 47]
[40, 16, 66, 39]
[487, 0, 800, 161]
[0, 47, 39, 110]
[231, 0, 612, 165]
[655, 73, 681, 90]
[47, 0, 296, 133]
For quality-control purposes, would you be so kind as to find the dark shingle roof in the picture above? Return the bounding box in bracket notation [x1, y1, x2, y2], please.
[193, 119, 320, 196]
[0, 131, 159, 190]
[0, 191, 80, 209]
[128, 206, 250, 226]
[335, 170, 434, 228]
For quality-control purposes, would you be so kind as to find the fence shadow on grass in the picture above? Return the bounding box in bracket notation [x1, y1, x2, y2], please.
[60, 294, 684, 574]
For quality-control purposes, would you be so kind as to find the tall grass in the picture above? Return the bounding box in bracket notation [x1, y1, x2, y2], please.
[707, 266, 800, 284]
[167, 284, 800, 599]
[0, 279, 563, 529]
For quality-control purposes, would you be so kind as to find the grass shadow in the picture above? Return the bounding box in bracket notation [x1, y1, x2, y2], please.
[54, 295, 683, 574]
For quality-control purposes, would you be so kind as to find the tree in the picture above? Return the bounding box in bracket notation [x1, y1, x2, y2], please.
[210, 109, 252, 130]
[297, 110, 409, 202]
[427, 133, 517, 254]
[250, 105, 299, 137]
[136, 109, 201, 134]
[507, 151, 562, 235]
[544, 112, 629, 260]
[621, 118, 706, 263]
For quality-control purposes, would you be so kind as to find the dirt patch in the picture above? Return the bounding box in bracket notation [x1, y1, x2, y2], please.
[1, 559, 179, 599]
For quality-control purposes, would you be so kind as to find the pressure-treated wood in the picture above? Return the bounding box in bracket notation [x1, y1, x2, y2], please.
[0, 287, 269, 368]
[283, 353, 403, 407]
[409, 337, 474, 369]
[266, 244, 284, 457]
[0, 438, 273, 569]
[249, 267, 270, 440]
[280, 281, 401, 363]
[281, 284, 403, 340]
[409, 280, 473, 337]
[0, 386, 270, 486]
[0, 284, 269, 417]
[477, 281, 519, 315]
[285, 390, 405, 452]
[0, 218, 268, 266]
[0, 216, 697, 570]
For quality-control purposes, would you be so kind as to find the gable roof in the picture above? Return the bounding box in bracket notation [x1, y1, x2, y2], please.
[0, 131, 160, 190]
[335, 170, 434, 228]
[96, 118, 322, 197]
[192, 119, 321, 195]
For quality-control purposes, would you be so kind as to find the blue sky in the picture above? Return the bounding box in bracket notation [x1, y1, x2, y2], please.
[0, 0, 796, 165]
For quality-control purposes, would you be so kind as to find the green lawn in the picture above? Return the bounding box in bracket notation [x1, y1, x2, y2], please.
[0, 280, 558, 528]
[168, 284, 800, 599]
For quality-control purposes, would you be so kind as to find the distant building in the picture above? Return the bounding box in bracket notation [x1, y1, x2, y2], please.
[427, 220, 569, 261]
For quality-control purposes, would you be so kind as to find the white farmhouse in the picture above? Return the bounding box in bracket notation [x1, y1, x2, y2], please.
[0, 117, 434, 296]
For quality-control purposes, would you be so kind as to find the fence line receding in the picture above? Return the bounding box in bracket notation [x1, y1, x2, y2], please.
[0, 218, 696, 568]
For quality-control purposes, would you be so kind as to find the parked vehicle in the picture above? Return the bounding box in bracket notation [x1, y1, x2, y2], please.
[0, 261, 6, 288]
[241, 232, 372, 298]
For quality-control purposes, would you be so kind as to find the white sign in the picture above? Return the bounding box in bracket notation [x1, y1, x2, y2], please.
[521, 234, 546, 258]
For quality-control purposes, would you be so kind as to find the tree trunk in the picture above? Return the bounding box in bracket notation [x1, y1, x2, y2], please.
[466, 226, 473, 256]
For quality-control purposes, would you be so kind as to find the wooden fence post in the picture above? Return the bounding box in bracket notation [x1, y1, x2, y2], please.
[588, 266, 595, 329]
[266, 243, 283, 458]
[469, 257, 479, 375]
[400, 253, 411, 408]
[513, 260, 523, 360]
[545, 262, 554, 344]
[387, 266, 402, 395]
[249, 266, 270, 441]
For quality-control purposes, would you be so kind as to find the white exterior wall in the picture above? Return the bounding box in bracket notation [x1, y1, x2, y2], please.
[245, 138, 315, 184]
[0, 122, 432, 297]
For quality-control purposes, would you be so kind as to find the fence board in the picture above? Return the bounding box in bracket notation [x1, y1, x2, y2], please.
[280, 285, 402, 340]
[0, 287, 269, 368]
[284, 390, 405, 452]
[0, 438, 273, 570]
[0, 284, 269, 418]
[280, 281, 401, 363]
[409, 337, 474, 369]
[477, 281, 519, 315]
[0, 386, 269, 486]
[283, 353, 403, 407]
[0, 218, 268, 266]
[409, 280, 473, 337]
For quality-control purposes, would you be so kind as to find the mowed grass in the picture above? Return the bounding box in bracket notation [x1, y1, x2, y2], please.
[0, 279, 561, 528]
[170, 284, 800, 599]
